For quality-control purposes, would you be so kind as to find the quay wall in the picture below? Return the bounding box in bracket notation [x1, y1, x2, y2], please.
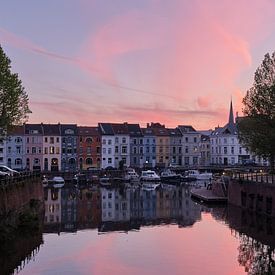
[0, 175, 43, 216]
[228, 179, 275, 217]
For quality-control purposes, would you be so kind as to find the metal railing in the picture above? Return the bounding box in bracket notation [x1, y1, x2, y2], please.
[233, 172, 275, 184]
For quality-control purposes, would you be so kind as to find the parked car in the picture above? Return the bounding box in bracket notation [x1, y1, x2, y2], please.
[0, 165, 20, 176]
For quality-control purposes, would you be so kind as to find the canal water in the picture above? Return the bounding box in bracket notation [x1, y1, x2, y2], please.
[2, 183, 275, 275]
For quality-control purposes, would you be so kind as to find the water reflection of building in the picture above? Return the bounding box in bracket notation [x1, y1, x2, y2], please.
[101, 187, 130, 222]
[179, 186, 201, 227]
[44, 187, 62, 225]
[61, 186, 77, 232]
[77, 187, 101, 229]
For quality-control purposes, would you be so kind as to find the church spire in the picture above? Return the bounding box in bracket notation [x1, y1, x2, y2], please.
[229, 98, 234, 125]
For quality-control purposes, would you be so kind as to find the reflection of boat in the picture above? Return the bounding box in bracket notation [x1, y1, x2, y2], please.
[185, 170, 212, 180]
[161, 169, 182, 183]
[124, 168, 139, 182]
[142, 182, 160, 191]
[140, 170, 160, 182]
[47, 176, 65, 188]
[100, 176, 111, 186]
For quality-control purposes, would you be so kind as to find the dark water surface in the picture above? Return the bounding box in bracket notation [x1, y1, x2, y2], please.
[2, 183, 275, 275]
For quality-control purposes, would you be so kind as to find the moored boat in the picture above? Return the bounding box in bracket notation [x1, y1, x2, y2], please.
[160, 169, 182, 184]
[140, 170, 160, 182]
[185, 170, 212, 181]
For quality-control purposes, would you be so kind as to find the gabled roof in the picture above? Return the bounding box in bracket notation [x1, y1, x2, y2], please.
[78, 126, 99, 136]
[111, 123, 129, 135]
[127, 124, 143, 137]
[141, 128, 154, 136]
[24, 124, 43, 135]
[167, 128, 182, 137]
[98, 123, 114, 135]
[60, 124, 78, 136]
[178, 125, 197, 133]
[146, 122, 169, 136]
[42, 124, 61, 136]
[211, 100, 237, 136]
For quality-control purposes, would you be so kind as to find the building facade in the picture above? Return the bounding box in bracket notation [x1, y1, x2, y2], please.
[178, 125, 201, 167]
[78, 126, 101, 170]
[6, 126, 25, 170]
[210, 101, 250, 165]
[24, 124, 43, 171]
[42, 124, 61, 171]
[61, 124, 78, 172]
[129, 124, 144, 168]
[142, 127, 156, 168]
[168, 128, 182, 166]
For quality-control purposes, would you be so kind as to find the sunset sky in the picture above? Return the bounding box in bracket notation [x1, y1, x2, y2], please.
[1, 0, 275, 129]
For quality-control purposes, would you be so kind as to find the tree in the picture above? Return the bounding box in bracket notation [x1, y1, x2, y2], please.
[238, 52, 275, 172]
[0, 45, 31, 133]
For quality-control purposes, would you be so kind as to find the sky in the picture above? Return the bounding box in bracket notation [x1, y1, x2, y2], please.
[1, 0, 275, 130]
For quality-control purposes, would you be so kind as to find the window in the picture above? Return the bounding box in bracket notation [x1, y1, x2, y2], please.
[102, 139, 106, 145]
[185, 146, 189, 154]
[122, 146, 127, 154]
[115, 137, 119, 143]
[15, 158, 22, 165]
[133, 139, 137, 145]
[7, 147, 11, 154]
[38, 147, 42, 154]
[87, 146, 91, 154]
[56, 137, 59, 143]
[56, 147, 60, 154]
[108, 139, 112, 145]
[194, 137, 197, 143]
[86, 158, 93, 165]
[44, 147, 48, 154]
[231, 147, 234, 154]
[27, 137, 30, 143]
[122, 137, 126, 144]
[115, 146, 119, 154]
[49, 146, 55, 154]
[45, 137, 48, 143]
[108, 193, 112, 199]
[108, 158, 112, 164]
[108, 148, 112, 154]
[224, 147, 227, 154]
[32, 147, 36, 154]
[139, 139, 143, 145]
[103, 148, 106, 154]
[49, 137, 54, 144]
[185, 137, 188, 142]
[15, 137, 22, 143]
[96, 147, 100, 154]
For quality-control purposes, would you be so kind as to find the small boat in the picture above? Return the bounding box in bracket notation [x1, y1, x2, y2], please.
[124, 168, 139, 182]
[47, 176, 65, 188]
[185, 170, 212, 181]
[160, 169, 182, 183]
[140, 170, 160, 182]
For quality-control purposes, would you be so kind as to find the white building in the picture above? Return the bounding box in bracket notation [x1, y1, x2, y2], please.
[178, 125, 201, 167]
[0, 132, 7, 167]
[99, 123, 130, 169]
[210, 101, 251, 165]
[101, 188, 116, 221]
[6, 126, 25, 170]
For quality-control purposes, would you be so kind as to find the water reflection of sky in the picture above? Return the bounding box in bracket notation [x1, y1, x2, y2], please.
[12, 185, 275, 274]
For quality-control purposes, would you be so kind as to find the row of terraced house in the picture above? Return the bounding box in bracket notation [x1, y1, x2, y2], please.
[0, 102, 268, 172]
